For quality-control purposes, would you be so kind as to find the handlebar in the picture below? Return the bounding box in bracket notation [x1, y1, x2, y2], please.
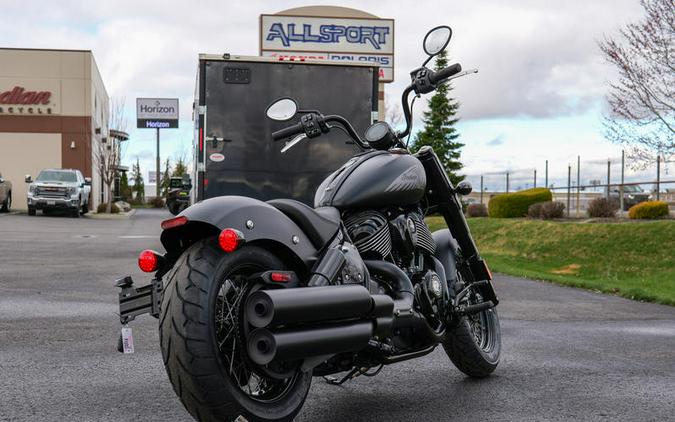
[272, 113, 369, 150]
[397, 62, 462, 139]
[271, 122, 304, 141]
[429, 63, 462, 84]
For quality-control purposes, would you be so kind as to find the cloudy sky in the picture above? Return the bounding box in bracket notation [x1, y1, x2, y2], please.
[2, 0, 656, 188]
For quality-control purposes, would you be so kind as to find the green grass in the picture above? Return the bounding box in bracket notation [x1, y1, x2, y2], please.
[426, 216, 675, 306]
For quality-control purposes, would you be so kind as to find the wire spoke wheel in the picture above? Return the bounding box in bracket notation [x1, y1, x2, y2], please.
[466, 292, 497, 353]
[214, 265, 298, 403]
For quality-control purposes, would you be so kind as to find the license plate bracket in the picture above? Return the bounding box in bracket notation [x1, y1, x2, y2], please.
[116, 276, 163, 324]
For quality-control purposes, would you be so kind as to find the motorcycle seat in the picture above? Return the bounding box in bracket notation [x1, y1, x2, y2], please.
[267, 199, 340, 249]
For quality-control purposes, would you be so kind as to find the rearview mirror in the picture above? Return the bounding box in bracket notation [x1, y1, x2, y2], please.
[25, 175, 32, 183]
[266, 98, 298, 121]
[423, 26, 452, 56]
[84, 177, 92, 186]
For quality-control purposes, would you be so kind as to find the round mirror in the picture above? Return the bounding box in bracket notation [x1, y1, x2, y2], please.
[423, 26, 452, 56]
[266, 98, 298, 121]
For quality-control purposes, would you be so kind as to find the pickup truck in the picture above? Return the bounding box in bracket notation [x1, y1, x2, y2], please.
[0, 171, 11, 212]
[25, 169, 91, 218]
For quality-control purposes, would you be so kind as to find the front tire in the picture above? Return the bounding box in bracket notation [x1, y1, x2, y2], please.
[442, 305, 501, 378]
[159, 239, 312, 422]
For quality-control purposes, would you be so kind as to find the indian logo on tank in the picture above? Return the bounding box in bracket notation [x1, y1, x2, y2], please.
[385, 166, 425, 192]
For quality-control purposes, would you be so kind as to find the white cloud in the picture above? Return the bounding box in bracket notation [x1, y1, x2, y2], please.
[0, 0, 645, 177]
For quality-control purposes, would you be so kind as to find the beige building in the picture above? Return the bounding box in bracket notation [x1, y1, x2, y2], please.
[0, 48, 110, 210]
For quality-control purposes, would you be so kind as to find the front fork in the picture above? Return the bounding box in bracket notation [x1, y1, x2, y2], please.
[416, 146, 498, 306]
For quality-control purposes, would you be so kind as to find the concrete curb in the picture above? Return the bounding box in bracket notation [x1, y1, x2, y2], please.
[85, 209, 137, 219]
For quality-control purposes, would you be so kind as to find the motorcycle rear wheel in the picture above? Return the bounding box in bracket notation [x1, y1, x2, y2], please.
[159, 239, 312, 422]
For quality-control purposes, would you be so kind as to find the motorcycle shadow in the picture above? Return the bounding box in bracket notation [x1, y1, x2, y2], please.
[303, 368, 502, 421]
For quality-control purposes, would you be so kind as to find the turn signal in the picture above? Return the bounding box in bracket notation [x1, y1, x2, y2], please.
[138, 250, 160, 272]
[219, 229, 244, 253]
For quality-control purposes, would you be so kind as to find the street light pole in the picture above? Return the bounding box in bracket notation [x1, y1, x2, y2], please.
[156, 128, 160, 198]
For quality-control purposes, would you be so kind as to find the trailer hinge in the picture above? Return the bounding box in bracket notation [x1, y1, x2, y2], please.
[198, 105, 206, 115]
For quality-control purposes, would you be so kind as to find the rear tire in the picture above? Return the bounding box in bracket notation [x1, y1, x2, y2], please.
[159, 239, 312, 422]
[442, 306, 501, 378]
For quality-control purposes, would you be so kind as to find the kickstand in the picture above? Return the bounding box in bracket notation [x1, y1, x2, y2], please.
[324, 367, 362, 386]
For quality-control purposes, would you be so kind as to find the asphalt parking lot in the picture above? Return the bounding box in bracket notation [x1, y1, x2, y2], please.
[1, 209, 674, 422]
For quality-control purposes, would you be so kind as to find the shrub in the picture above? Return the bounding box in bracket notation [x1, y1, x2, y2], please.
[527, 202, 544, 218]
[466, 203, 488, 217]
[541, 201, 565, 219]
[148, 197, 165, 208]
[488, 188, 552, 218]
[587, 197, 618, 218]
[96, 203, 120, 214]
[628, 201, 669, 219]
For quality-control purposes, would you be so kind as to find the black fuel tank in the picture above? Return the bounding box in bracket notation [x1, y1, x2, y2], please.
[314, 151, 426, 210]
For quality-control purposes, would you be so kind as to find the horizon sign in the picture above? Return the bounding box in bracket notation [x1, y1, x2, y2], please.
[260, 14, 395, 82]
[136, 98, 179, 129]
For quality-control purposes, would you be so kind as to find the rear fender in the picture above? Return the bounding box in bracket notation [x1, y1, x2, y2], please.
[160, 196, 318, 270]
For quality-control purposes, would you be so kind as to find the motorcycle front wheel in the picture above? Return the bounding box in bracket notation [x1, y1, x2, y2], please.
[442, 293, 501, 378]
[159, 239, 312, 422]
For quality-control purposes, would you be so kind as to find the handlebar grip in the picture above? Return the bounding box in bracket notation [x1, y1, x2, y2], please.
[429, 63, 462, 85]
[271, 122, 304, 141]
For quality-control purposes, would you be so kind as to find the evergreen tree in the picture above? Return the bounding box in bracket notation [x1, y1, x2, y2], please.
[411, 50, 464, 185]
[131, 158, 145, 202]
[172, 156, 188, 178]
[160, 158, 172, 197]
[119, 171, 132, 202]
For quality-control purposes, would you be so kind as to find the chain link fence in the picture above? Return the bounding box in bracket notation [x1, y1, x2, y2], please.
[464, 151, 675, 217]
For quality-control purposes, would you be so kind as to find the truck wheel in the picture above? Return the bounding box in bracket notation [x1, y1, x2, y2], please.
[71, 202, 81, 218]
[160, 239, 312, 422]
[1, 193, 10, 212]
[81, 201, 89, 215]
[28, 207, 36, 216]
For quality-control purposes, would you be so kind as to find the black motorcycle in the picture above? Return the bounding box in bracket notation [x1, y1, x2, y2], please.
[116, 25, 500, 422]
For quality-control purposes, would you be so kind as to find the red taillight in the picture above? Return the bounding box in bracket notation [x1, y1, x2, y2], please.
[161, 215, 188, 230]
[218, 228, 243, 253]
[138, 250, 159, 272]
[270, 272, 291, 282]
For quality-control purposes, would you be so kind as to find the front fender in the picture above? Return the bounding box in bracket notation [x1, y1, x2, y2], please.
[160, 196, 317, 267]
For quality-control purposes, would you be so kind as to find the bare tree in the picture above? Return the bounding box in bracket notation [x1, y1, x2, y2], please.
[95, 97, 128, 213]
[384, 93, 403, 128]
[599, 0, 674, 167]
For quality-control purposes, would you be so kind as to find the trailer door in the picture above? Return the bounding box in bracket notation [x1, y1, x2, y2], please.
[201, 60, 377, 205]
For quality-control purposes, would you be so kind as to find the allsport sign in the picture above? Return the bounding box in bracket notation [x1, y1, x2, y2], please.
[260, 14, 395, 82]
[136, 98, 179, 129]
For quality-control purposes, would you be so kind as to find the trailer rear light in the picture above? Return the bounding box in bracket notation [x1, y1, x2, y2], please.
[138, 250, 161, 272]
[161, 215, 188, 230]
[270, 272, 292, 282]
[219, 228, 244, 253]
[199, 127, 204, 152]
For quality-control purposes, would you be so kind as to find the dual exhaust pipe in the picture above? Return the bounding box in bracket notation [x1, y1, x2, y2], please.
[245, 285, 394, 365]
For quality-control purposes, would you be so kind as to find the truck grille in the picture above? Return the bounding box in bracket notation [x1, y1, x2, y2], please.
[36, 187, 68, 198]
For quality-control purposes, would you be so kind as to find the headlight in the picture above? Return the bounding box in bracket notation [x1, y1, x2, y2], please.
[28, 185, 35, 194]
[628, 194, 635, 199]
[68, 187, 77, 195]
